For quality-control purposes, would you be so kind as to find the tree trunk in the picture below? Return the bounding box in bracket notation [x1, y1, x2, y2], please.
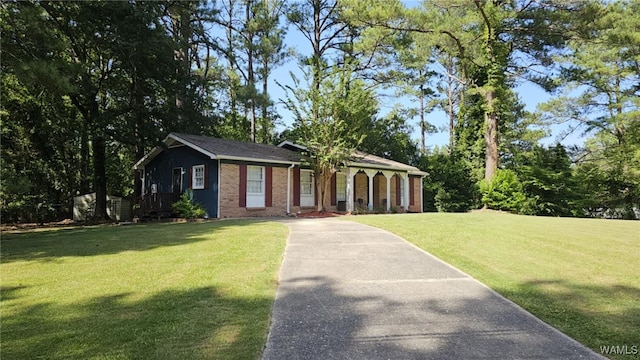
[447, 76, 455, 154]
[92, 134, 109, 220]
[133, 97, 145, 203]
[246, 0, 256, 142]
[315, 168, 332, 212]
[484, 90, 499, 181]
[224, 1, 239, 131]
[79, 121, 91, 194]
[261, 64, 269, 143]
[173, 4, 191, 125]
[419, 84, 425, 154]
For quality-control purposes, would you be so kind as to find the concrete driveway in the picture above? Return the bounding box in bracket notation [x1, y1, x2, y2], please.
[261, 218, 603, 360]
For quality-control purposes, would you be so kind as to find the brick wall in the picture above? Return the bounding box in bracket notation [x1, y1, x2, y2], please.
[375, 175, 401, 210]
[408, 175, 422, 213]
[219, 163, 290, 218]
[354, 172, 368, 208]
[390, 175, 398, 207]
[219, 162, 422, 217]
[291, 181, 336, 214]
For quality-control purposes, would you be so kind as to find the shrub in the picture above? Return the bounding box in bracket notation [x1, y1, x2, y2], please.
[172, 189, 207, 219]
[418, 153, 479, 212]
[479, 169, 527, 212]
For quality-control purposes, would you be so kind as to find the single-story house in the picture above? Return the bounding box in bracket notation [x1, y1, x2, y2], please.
[133, 133, 427, 218]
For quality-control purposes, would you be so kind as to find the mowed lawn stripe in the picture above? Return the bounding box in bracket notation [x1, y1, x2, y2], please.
[1, 220, 288, 360]
[348, 213, 639, 360]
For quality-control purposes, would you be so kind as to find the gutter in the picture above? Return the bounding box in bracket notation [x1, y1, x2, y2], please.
[218, 155, 298, 166]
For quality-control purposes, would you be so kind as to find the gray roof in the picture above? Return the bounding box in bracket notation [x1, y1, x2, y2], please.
[134, 132, 427, 176]
[349, 151, 426, 175]
[169, 133, 304, 163]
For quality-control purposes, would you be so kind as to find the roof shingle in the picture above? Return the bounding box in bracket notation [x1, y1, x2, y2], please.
[170, 133, 304, 163]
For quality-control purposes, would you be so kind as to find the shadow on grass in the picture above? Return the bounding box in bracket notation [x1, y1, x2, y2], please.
[499, 279, 640, 359]
[2, 286, 271, 360]
[0, 220, 271, 263]
[263, 276, 602, 360]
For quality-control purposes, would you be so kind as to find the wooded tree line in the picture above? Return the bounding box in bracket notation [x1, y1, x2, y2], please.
[1, 0, 638, 222]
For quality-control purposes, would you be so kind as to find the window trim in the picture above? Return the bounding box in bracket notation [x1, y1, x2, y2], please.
[300, 169, 313, 196]
[336, 173, 347, 202]
[192, 164, 205, 190]
[300, 169, 315, 207]
[246, 165, 266, 208]
[246, 165, 264, 195]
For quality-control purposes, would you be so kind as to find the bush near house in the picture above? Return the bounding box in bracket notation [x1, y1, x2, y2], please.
[172, 189, 207, 219]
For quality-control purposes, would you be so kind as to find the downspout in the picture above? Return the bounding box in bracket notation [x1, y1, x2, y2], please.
[286, 163, 295, 214]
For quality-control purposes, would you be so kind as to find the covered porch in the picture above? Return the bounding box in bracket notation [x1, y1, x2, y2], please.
[336, 151, 427, 213]
[333, 168, 424, 213]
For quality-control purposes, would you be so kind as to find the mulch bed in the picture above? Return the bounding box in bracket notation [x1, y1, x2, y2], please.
[295, 211, 344, 218]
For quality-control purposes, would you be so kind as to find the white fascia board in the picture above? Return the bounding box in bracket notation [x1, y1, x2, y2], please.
[347, 162, 413, 173]
[347, 161, 429, 177]
[277, 140, 308, 151]
[167, 133, 217, 160]
[133, 146, 162, 170]
[408, 170, 430, 177]
[133, 133, 218, 170]
[218, 155, 298, 165]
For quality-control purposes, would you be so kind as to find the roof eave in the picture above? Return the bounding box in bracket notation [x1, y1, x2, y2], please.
[168, 133, 217, 160]
[345, 162, 428, 177]
[133, 146, 162, 170]
[346, 161, 412, 172]
[218, 155, 299, 165]
[409, 170, 429, 177]
[277, 140, 308, 151]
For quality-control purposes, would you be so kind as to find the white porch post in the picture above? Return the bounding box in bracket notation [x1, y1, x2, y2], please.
[286, 164, 294, 214]
[382, 171, 393, 212]
[346, 168, 354, 213]
[398, 173, 409, 212]
[364, 169, 377, 210]
[404, 174, 410, 211]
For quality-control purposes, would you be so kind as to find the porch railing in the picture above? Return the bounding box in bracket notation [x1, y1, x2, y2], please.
[136, 193, 180, 218]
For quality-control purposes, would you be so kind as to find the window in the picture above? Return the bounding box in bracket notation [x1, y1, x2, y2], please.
[192, 165, 205, 189]
[246, 165, 265, 208]
[247, 166, 263, 194]
[301, 170, 313, 195]
[336, 173, 346, 202]
[172, 168, 183, 194]
[300, 170, 314, 207]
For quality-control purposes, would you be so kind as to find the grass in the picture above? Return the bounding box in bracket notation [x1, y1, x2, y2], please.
[1, 220, 288, 360]
[348, 212, 640, 360]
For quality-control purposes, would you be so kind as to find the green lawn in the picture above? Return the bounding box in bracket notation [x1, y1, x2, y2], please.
[1, 220, 288, 360]
[349, 213, 639, 359]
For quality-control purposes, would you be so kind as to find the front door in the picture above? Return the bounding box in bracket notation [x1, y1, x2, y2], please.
[172, 168, 183, 194]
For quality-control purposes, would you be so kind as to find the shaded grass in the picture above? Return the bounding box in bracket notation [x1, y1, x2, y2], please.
[1, 220, 288, 360]
[348, 213, 640, 360]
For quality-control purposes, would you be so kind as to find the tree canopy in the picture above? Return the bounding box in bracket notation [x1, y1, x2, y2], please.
[2, 0, 638, 221]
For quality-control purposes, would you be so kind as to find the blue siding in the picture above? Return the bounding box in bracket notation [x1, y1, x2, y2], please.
[144, 145, 219, 218]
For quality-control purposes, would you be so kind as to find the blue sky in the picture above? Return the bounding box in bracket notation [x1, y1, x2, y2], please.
[266, 15, 586, 150]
